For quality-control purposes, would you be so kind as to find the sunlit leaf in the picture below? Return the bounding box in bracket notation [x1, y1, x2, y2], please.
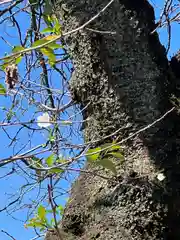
[57, 205, 64, 215]
[100, 143, 121, 152]
[41, 47, 56, 64]
[32, 36, 58, 48]
[0, 84, 6, 94]
[43, 14, 53, 27]
[38, 205, 46, 220]
[45, 154, 55, 167]
[32, 38, 49, 47]
[110, 145, 121, 151]
[54, 19, 61, 35]
[97, 158, 117, 175]
[26, 221, 44, 228]
[86, 147, 101, 162]
[44, 35, 58, 41]
[50, 218, 55, 226]
[12, 45, 24, 53]
[48, 43, 62, 49]
[41, 27, 54, 34]
[15, 56, 23, 65]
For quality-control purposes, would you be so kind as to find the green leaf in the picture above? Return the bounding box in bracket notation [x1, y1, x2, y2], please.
[45, 154, 55, 167]
[100, 143, 121, 152]
[49, 168, 63, 174]
[40, 47, 56, 65]
[38, 205, 46, 220]
[26, 221, 44, 228]
[54, 20, 61, 35]
[1, 62, 8, 71]
[97, 158, 117, 175]
[43, 14, 53, 27]
[41, 27, 54, 34]
[86, 147, 101, 162]
[0, 84, 6, 94]
[110, 145, 121, 151]
[12, 46, 24, 53]
[32, 35, 58, 48]
[32, 38, 49, 48]
[50, 218, 55, 226]
[57, 205, 64, 215]
[48, 43, 61, 49]
[110, 152, 124, 160]
[15, 56, 23, 65]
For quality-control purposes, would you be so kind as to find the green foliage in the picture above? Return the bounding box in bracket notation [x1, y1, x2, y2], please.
[12, 45, 24, 64]
[45, 154, 55, 167]
[86, 147, 101, 162]
[31, 35, 63, 65]
[38, 205, 46, 220]
[41, 15, 61, 35]
[26, 204, 64, 231]
[96, 158, 117, 175]
[87, 143, 124, 175]
[41, 47, 56, 66]
[26, 205, 49, 231]
[0, 84, 6, 94]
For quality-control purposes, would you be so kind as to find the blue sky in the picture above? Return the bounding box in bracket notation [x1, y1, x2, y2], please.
[0, 1, 180, 239]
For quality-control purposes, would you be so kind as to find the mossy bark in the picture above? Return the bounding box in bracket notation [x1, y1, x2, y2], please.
[46, 0, 180, 239]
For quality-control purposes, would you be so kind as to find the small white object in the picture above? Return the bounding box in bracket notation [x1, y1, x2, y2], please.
[37, 112, 52, 128]
[157, 173, 165, 181]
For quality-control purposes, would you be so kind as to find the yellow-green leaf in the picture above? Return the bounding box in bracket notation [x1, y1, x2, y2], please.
[0, 84, 6, 94]
[15, 56, 23, 65]
[86, 147, 101, 162]
[45, 154, 55, 167]
[100, 143, 121, 152]
[12, 46, 24, 53]
[43, 14, 53, 27]
[32, 35, 57, 48]
[48, 43, 61, 49]
[32, 38, 49, 48]
[110, 145, 121, 151]
[54, 21, 61, 35]
[38, 205, 46, 220]
[44, 35, 58, 41]
[40, 47, 56, 64]
[41, 27, 54, 34]
[26, 221, 44, 228]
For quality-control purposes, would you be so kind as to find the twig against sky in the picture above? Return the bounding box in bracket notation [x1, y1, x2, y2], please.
[0, 0, 116, 61]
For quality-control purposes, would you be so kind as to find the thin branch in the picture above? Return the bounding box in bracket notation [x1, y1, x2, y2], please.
[0, 0, 115, 61]
[1, 230, 16, 240]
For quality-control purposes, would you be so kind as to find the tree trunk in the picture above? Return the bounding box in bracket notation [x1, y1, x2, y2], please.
[46, 0, 180, 239]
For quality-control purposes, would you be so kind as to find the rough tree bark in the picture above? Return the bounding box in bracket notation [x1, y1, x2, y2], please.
[46, 0, 180, 239]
